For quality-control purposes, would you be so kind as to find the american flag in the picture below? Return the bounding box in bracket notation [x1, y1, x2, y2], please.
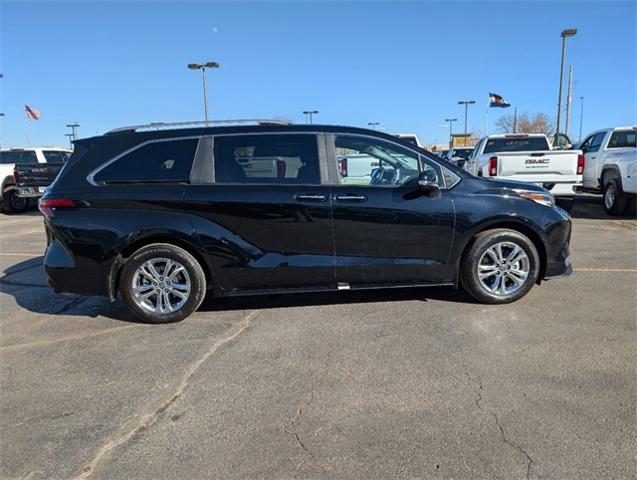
[24, 105, 41, 120]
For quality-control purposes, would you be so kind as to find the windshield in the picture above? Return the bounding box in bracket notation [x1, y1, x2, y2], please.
[483, 137, 550, 153]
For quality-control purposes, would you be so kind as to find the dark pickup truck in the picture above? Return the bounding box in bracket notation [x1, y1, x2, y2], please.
[15, 161, 66, 199]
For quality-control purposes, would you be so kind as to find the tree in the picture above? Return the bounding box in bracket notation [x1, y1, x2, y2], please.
[495, 112, 555, 135]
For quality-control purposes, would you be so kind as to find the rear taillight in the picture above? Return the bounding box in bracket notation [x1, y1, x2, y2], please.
[577, 154, 585, 175]
[488, 156, 498, 176]
[13, 165, 19, 184]
[340, 158, 348, 177]
[276, 160, 286, 178]
[38, 198, 78, 218]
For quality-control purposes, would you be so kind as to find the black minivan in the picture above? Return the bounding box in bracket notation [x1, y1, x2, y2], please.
[40, 120, 572, 323]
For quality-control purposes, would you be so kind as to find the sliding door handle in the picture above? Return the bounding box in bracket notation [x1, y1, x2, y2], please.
[335, 194, 367, 202]
[294, 193, 327, 202]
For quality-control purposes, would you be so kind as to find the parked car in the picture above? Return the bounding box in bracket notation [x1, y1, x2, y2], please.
[0, 147, 71, 213]
[444, 147, 473, 168]
[464, 133, 583, 211]
[40, 120, 572, 323]
[576, 126, 637, 215]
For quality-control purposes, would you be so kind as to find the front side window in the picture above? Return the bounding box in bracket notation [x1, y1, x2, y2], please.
[588, 132, 606, 153]
[0, 150, 37, 164]
[214, 134, 320, 184]
[334, 135, 437, 187]
[94, 139, 198, 184]
[608, 130, 637, 149]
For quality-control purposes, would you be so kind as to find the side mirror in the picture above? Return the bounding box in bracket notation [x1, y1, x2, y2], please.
[418, 170, 440, 194]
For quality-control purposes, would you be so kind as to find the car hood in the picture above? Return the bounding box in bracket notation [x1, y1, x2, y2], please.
[468, 176, 550, 195]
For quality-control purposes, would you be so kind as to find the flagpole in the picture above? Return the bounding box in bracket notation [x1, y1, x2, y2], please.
[484, 94, 489, 136]
[25, 116, 31, 147]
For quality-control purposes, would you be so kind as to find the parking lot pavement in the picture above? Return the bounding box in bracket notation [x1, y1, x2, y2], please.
[1, 196, 635, 480]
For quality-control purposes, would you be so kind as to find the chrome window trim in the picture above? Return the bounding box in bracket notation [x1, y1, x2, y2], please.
[86, 136, 201, 186]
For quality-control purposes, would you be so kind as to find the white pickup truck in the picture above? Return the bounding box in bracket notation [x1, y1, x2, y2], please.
[464, 133, 583, 211]
[0, 147, 71, 213]
[577, 126, 637, 216]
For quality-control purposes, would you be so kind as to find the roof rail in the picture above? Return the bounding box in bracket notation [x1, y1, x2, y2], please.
[106, 119, 292, 134]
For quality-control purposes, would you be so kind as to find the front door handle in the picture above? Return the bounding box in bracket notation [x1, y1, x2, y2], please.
[294, 193, 327, 202]
[335, 194, 367, 202]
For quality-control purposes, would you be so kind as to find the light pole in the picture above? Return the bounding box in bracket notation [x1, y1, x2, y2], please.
[65, 133, 74, 149]
[578, 96, 584, 143]
[556, 28, 577, 139]
[445, 118, 457, 146]
[187, 61, 220, 124]
[368, 122, 379, 130]
[303, 110, 318, 124]
[66, 122, 80, 141]
[457, 100, 475, 143]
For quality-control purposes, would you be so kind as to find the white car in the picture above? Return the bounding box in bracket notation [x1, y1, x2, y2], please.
[0, 147, 71, 213]
[465, 133, 583, 211]
[394, 133, 423, 148]
[577, 126, 637, 215]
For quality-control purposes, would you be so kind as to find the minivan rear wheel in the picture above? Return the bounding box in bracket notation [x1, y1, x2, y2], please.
[120, 244, 206, 323]
[461, 229, 540, 304]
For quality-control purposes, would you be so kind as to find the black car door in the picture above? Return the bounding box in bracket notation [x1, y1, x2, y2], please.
[328, 133, 455, 286]
[183, 133, 335, 292]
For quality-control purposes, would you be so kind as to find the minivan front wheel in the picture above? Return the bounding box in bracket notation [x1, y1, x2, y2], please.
[120, 244, 206, 323]
[461, 229, 540, 304]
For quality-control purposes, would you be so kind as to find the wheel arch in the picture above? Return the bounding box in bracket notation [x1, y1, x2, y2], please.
[455, 220, 547, 286]
[108, 234, 213, 302]
[601, 165, 623, 192]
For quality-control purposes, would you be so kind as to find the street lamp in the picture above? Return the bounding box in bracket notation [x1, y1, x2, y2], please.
[556, 28, 577, 139]
[64, 133, 74, 149]
[444, 118, 457, 146]
[368, 122, 380, 130]
[457, 100, 476, 141]
[187, 61, 220, 124]
[578, 96, 584, 143]
[302, 110, 319, 124]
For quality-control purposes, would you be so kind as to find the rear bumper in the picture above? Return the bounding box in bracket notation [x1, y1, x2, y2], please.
[16, 187, 43, 198]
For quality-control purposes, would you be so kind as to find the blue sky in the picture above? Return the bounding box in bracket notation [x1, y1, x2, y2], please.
[1, 0, 635, 147]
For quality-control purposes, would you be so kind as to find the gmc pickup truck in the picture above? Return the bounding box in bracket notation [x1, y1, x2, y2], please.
[464, 133, 583, 211]
[1, 147, 71, 213]
[577, 126, 637, 216]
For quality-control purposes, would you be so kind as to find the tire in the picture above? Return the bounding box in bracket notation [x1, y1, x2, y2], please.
[2, 186, 29, 214]
[556, 197, 574, 213]
[120, 243, 207, 323]
[602, 176, 627, 216]
[460, 229, 540, 304]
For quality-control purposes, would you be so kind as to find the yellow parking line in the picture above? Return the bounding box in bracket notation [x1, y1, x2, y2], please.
[0, 325, 138, 352]
[0, 253, 42, 257]
[574, 267, 637, 272]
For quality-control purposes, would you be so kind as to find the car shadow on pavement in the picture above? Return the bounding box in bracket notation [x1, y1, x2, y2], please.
[570, 195, 636, 220]
[1, 257, 475, 324]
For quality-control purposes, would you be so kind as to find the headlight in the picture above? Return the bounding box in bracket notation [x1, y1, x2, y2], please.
[513, 189, 555, 207]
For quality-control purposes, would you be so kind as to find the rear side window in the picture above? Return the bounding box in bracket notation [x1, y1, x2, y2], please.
[94, 139, 198, 184]
[214, 134, 320, 184]
[43, 150, 71, 164]
[0, 151, 37, 164]
[483, 137, 550, 153]
[607, 130, 637, 148]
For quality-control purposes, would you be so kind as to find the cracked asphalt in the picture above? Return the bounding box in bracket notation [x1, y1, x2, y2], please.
[1, 196, 636, 480]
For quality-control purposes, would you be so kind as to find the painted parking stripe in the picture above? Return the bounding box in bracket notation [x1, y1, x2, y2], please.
[0, 253, 42, 257]
[574, 267, 637, 272]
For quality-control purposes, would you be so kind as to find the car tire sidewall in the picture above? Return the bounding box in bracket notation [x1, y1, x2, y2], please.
[3, 187, 29, 214]
[120, 244, 206, 323]
[603, 177, 626, 216]
[461, 230, 540, 304]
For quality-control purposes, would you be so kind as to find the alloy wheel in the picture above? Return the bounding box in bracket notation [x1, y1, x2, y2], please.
[131, 258, 191, 314]
[477, 242, 530, 296]
[604, 184, 616, 210]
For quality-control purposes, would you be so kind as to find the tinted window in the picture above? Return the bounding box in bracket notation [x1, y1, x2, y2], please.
[588, 132, 606, 153]
[608, 130, 637, 149]
[43, 150, 71, 164]
[94, 139, 198, 184]
[0, 151, 38, 164]
[335, 135, 437, 187]
[214, 134, 320, 184]
[483, 137, 550, 153]
[451, 149, 472, 160]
